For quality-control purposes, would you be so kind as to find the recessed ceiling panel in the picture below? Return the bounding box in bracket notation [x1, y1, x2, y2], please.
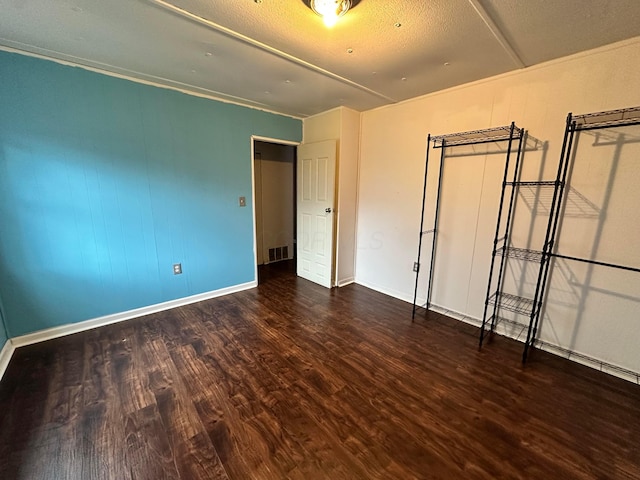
[481, 0, 640, 66]
[164, 0, 520, 101]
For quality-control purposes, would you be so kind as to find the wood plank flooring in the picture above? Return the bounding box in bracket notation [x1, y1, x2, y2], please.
[1, 260, 639, 479]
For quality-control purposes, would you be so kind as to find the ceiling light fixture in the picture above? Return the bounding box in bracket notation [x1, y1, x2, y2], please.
[309, 0, 352, 27]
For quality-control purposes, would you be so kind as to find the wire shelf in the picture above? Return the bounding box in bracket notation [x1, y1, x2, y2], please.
[488, 292, 534, 316]
[495, 316, 528, 329]
[432, 125, 522, 148]
[506, 180, 557, 187]
[573, 106, 640, 130]
[497, 247, 543, 263]
[483, 315, 528, 331]
[516, 184, 600, 218]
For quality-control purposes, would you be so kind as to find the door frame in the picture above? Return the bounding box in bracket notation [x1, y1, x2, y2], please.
[250, 135, 300, 283]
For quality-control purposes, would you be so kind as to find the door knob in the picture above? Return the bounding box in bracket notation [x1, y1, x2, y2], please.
[325, 207, 332, 213]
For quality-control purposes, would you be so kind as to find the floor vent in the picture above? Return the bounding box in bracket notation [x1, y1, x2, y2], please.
[268, 246, 288, 263]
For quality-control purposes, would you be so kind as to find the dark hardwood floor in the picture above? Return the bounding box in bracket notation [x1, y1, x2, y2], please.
[1, 260, 639, 479]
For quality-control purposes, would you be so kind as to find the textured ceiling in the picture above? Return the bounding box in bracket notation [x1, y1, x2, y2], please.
[1, 0, 640, 117]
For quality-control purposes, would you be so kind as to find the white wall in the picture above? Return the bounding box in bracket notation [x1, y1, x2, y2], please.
[304, 107, 361, 286]
[304, 108, 341, 143]
[356, 37, 640, 376]
[336, 108, 361, 286]
[254, 141, 295, 264]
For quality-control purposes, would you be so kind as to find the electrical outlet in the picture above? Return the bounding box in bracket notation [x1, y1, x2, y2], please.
[239, 196, 246, 207]
[413, 262, 420, 273]
[173, 263, 182, 275]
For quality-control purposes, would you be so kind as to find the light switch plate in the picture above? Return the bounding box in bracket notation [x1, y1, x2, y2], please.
[239, 196, 246, 207]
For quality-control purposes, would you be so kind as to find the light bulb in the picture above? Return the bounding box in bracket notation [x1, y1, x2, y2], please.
[310, 0, 351, 27]
[323, 11, 338, 27]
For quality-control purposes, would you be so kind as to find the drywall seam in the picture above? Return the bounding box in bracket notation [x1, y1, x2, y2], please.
[10, 281, 257, 349]
[464, 155, 489, 314]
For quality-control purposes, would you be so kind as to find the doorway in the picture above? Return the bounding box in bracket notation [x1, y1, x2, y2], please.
[252, 139, 297, 283]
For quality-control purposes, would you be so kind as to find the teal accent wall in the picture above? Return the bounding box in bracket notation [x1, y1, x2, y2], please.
[0, 296, 7, 350]
[0, 51, 302, 337]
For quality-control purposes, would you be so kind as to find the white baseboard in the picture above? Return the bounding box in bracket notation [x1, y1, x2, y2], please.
[427, 303, 640, 385]
[0, 339, 15, 382]
[336, 277, 355, 287]
[10, 281, 257, 349]
[353, 278, 416, 304]
[355, 282, 640, 385]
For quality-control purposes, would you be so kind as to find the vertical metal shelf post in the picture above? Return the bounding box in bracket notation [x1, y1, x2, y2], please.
[412, 135, 431, 320]
[522, 114, 574, 362]
[412, 124, 526, 324]
[426, 144, 447, 310]
[490, 128, 525, 332]
[480, 124, 525, 346]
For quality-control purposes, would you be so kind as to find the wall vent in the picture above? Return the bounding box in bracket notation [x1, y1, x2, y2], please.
[268, 246, 289, 263]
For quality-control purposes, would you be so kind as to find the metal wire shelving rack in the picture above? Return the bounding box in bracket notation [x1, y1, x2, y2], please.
[520, 105, 640, 362]
[411, 122, 525, 321]
[478, 119, 569, 359]
[413, 106, 640, 370]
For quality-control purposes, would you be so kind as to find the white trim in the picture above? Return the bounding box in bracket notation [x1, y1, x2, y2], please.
[337, 277, 355, 287]
[355, 280, 640, 385]
[0, 44, 303, 120]
[424, 303, 640, 385]
[535, 342, 640, 385]
[354, 278, 415, 304]
[428, 303, 484, 329]
[251, 138, 260, 281]
[366, 35, 640, 115]
[250, 135, 301, 283]
[10, 281, 256, 349]
[334, 108, 343, 288]
[352, 110, 363, 287]
[0, 339, 15, 382]
[303, 106, 344, 122]
[252, 135, 300, 146]
[148, 0, 395, 104]
[466, 0, 525, 68]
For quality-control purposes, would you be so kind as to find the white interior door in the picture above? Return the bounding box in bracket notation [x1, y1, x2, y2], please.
[297, 140, 336, 288]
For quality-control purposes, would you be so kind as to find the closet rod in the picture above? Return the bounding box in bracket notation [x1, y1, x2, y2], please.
[551, 253, 640, 274]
